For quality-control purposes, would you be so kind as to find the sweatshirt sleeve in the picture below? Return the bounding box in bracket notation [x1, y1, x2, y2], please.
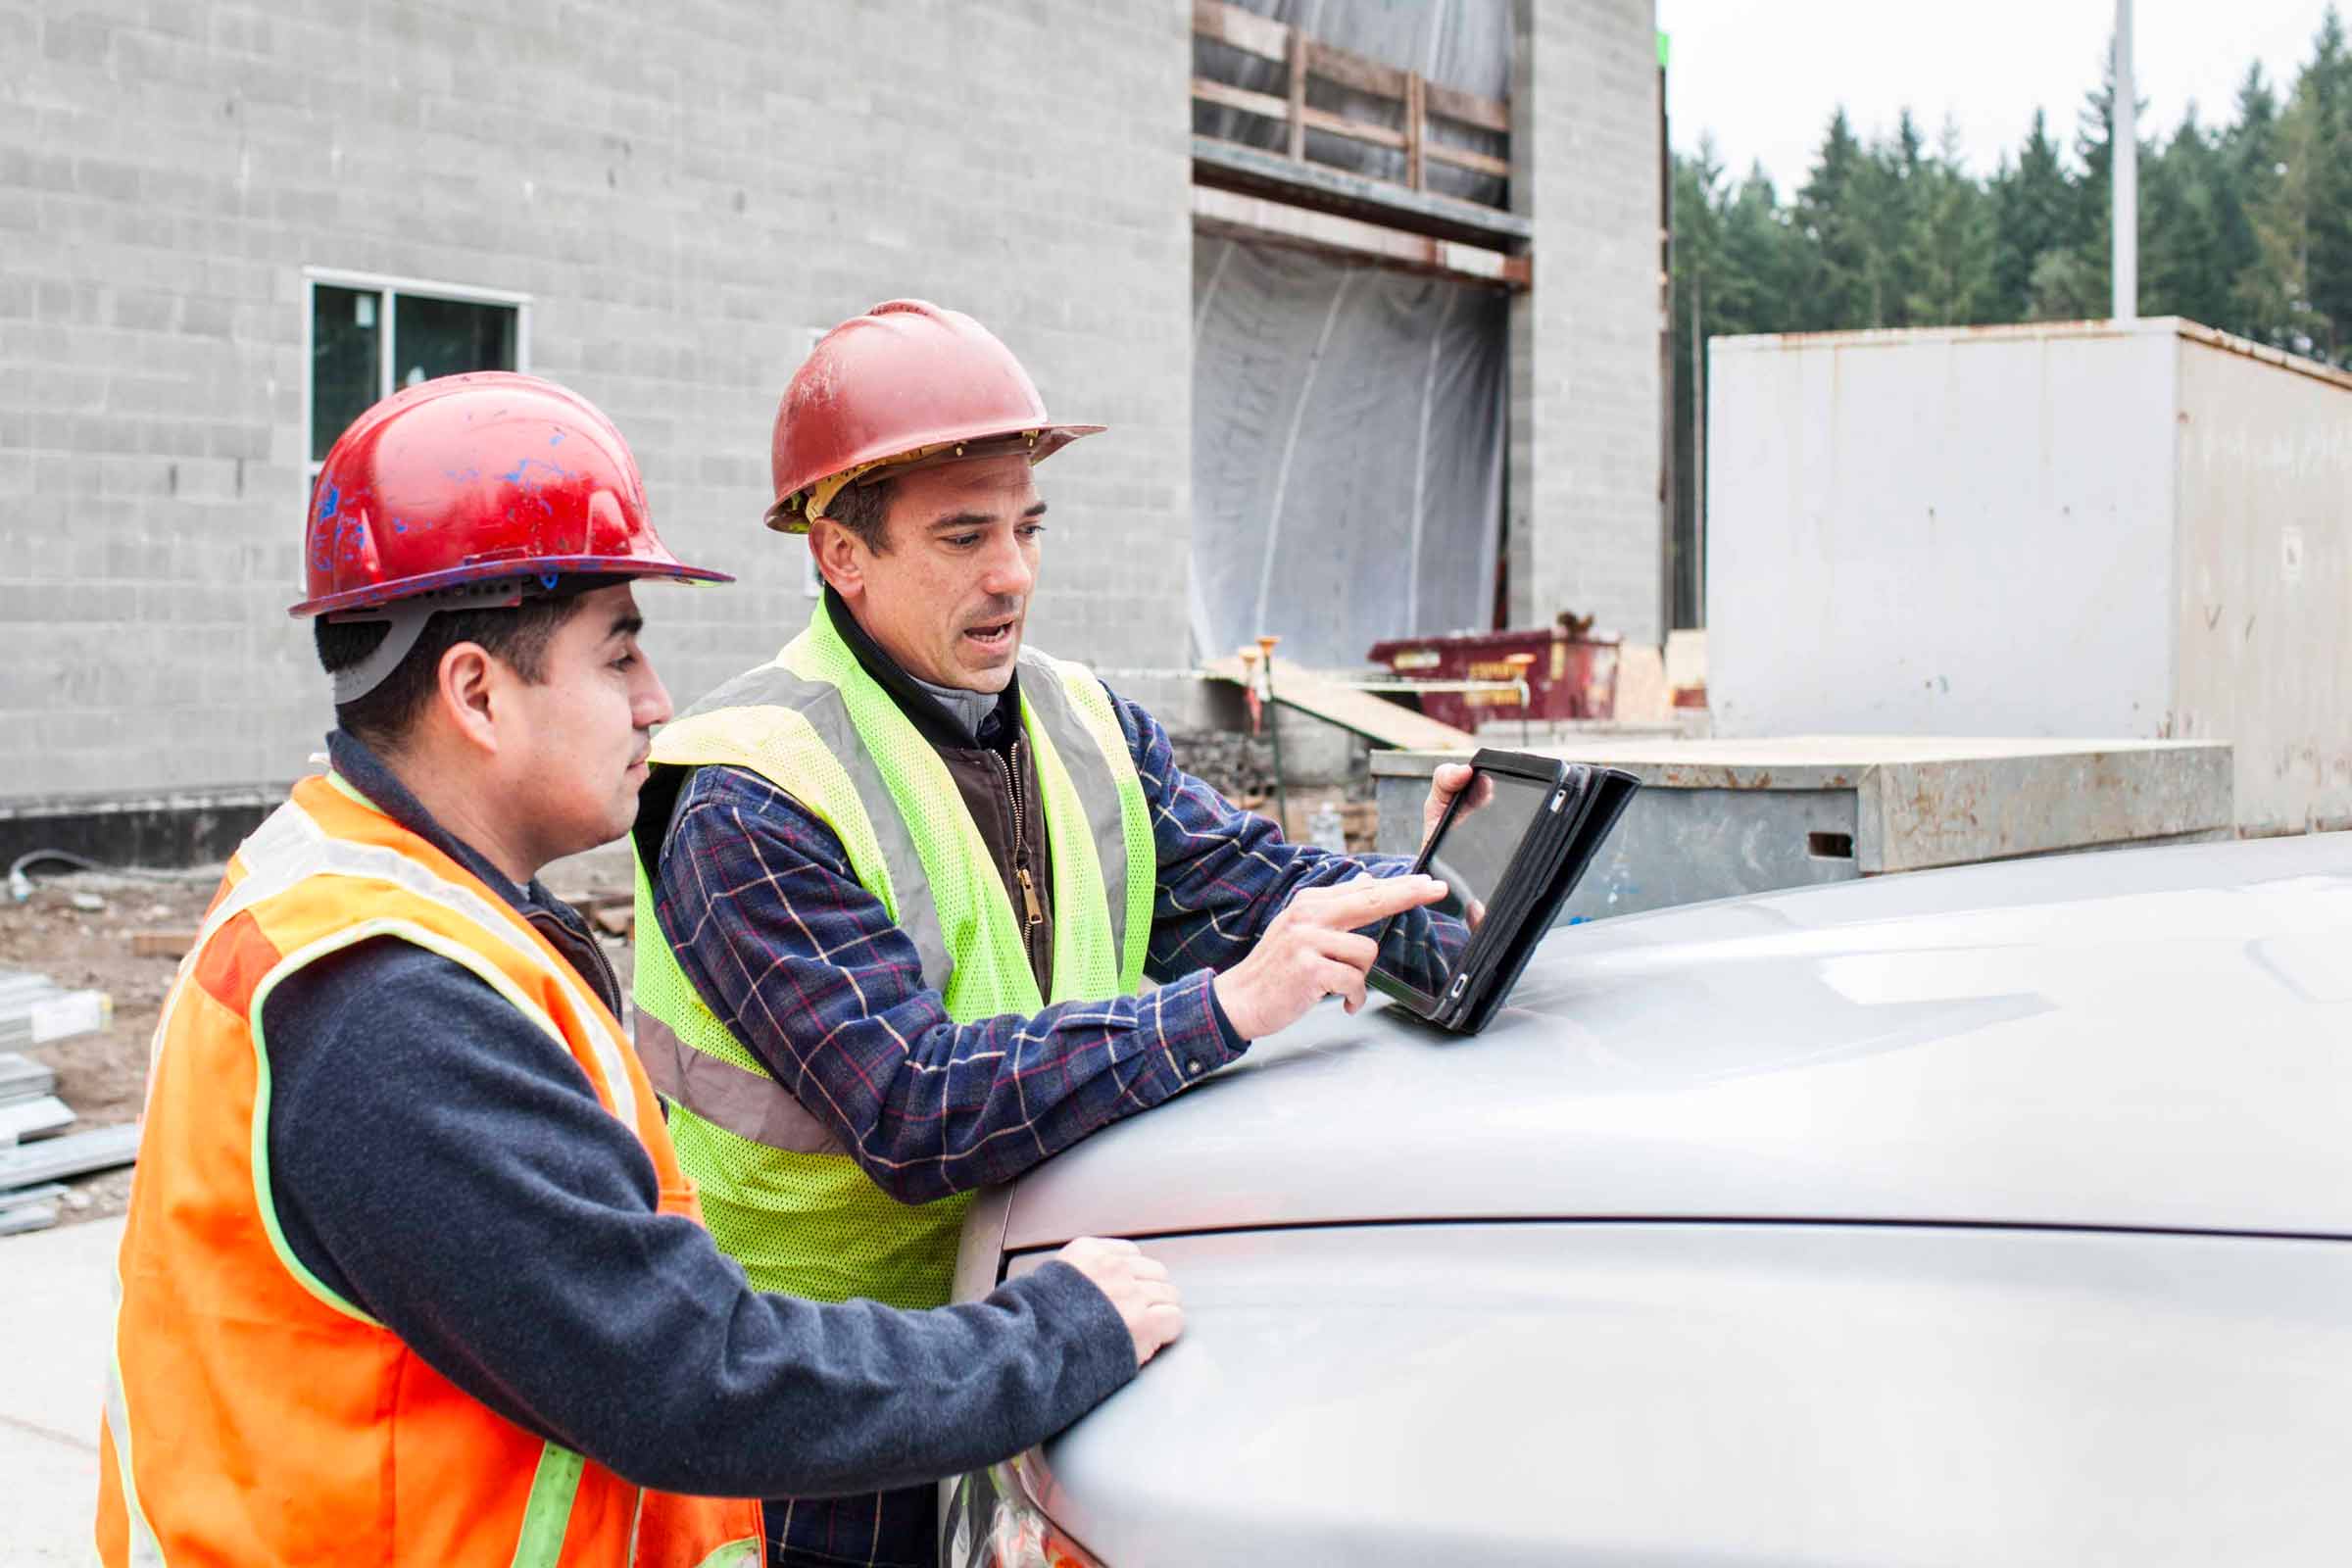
[260, 937, 1136, 1499]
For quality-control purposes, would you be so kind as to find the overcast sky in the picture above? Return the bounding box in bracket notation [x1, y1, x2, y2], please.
[1653, 0, 2342, 194]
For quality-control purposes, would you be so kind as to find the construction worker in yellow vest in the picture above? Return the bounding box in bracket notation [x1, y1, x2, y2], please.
[96, 372, 1182, 1568]
[632, 301, 1462, 1568]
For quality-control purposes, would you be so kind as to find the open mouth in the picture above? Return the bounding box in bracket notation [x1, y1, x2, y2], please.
[963, 618, 1017, 654]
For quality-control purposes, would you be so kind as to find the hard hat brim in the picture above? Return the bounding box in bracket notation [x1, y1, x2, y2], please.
[288, 556, 734, 618]
[766, 422, 1104, 535]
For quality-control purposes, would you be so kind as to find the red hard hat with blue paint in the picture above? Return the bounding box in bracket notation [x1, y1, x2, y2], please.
[291, 371, 731, 618]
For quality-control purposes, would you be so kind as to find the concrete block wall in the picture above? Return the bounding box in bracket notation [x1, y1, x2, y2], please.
[1508, 0, 1663, 645]
[0, 0, 1194, 802]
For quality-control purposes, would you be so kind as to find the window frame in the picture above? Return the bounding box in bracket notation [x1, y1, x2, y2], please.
[302, 267, 534, 475]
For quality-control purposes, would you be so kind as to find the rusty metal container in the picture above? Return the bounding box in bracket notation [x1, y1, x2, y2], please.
[1365, 622, 1619, 730]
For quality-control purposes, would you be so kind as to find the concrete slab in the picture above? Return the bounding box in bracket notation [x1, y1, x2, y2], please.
[0, 1216, 122, 1563]
[1372, 736, 2237, 920]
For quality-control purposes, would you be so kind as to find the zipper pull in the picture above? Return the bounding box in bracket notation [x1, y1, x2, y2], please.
[1017, 866, 1043, 927]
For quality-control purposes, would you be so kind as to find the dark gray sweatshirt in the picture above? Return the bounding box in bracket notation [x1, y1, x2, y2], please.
[254, 728, 1134, 1499]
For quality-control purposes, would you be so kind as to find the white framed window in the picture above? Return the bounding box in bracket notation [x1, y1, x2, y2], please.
[304, 268, 532, 470]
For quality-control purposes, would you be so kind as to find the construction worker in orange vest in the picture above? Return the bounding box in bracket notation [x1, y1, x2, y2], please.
[95, 371, 1180, 1567]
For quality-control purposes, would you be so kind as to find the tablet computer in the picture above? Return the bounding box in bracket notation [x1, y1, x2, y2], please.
[1365, 749, 1639, 1034]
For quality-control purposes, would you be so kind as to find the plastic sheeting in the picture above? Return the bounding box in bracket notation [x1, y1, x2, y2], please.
[1192, 0, 1514, 210]
[1191, 237, 1507, 669]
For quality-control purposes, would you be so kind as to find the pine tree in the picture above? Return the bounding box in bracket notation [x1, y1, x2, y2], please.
[2140, 108, 2231, 326]
[2298, 7, 2352, 355]
[1992, 110, 2081, 318]
[1794, 108, 1879, 328]
[1908, 120, 2000, 324]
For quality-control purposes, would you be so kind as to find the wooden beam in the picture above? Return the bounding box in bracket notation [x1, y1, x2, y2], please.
[1426, 142, 1511, 178]
[1192, 76, 1291, 125]
[1193, 0, 1287, 63]
[1405, 73, 1426, 191]
[1302, 36, 1407, 99]
[1193, 136, 1535, 245]
[1299, 104, 1406, 152]
[1425, 81, 1510, 134]
[1285, 26, 1307, 161]
[1193, 185, 1532, 290]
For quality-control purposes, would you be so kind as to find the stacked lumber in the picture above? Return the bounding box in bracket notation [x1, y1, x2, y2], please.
[0, 967, 137, 1237]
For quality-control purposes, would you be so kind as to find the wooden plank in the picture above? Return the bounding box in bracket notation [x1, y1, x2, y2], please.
[1285, 27, 1307, 161]
[1302, 36, 1406, 99]
[1193, 186, 1531, 289]
[1405, 73, 1426, 191]
[1193, 0, 1287, 63]
[1426, 142, 1512, 178]
[1192, 76, 1291, 125]
[1299, 104, 1406, 152]
[1200, 657, 1477, 753]
[1192, 137, 1535, 240]
[1426, 81, 1510, 133]
[127, 929, 196, 959]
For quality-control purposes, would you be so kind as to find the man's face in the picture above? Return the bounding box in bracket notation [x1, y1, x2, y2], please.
[823, 454, 1046, 693]
[493, 582, 672, 862]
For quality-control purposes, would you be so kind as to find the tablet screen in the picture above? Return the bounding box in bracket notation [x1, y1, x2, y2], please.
[1368, 769, 1556, 1004]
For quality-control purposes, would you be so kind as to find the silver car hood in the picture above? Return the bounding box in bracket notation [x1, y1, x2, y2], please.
[1000, 833, 2352, 1250]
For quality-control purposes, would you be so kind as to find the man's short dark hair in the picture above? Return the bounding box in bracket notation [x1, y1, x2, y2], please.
[315, 592, 592, 753]
[817, 474, 895, 556]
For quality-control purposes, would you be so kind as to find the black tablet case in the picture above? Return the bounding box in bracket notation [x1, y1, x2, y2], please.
[1382, 750, 1640, 1034]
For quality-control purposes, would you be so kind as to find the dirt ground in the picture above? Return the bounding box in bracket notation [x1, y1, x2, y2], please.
[2, 868, 221, 1226]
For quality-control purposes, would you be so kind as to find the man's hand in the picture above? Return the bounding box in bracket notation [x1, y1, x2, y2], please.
[1212, 874, 1448, 1041]
[1422, 762, 1488, 849]
[1055, 1237, 1183, 1368]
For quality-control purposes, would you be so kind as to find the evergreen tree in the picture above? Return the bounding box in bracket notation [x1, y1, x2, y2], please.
[1992, 111, 2081, 318]
[1865, 110, 1931, 327]
[2140, 108, 2232, 326]
[1794, 109, 1879, 328]
[1908, 120, 1999, 324]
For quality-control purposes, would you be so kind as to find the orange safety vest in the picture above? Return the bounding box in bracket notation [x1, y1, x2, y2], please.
[94, 773, 761, 1567]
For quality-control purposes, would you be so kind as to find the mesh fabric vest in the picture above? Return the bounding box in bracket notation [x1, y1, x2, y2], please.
[95, 774, 761, 1568]
[630, 596, 1152, 1308]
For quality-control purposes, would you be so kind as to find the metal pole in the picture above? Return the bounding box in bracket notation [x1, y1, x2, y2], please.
[1691, 270, 1707, 626]
[1255, 635, 1290, 837]
[2113, 0, 2137, 320]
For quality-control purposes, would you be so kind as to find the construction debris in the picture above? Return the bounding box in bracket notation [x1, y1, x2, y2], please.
[0, 1053, 56, 1102]
[0, 968, 139, 1236]
[0, 1123, 140, 1194]
[1200, 655, 1476, 752]
[0, 1183, 68, 1237]
[0, 1095, 74, 1146]
[0, 968, 112, 1052]
[127, 929, 196, 959]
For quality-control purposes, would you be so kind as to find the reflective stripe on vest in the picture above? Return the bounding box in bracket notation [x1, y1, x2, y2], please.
[631, 596, 1152, 1308]
[96, 778, 760, 1567]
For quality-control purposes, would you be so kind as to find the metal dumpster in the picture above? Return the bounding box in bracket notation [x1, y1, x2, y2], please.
[1365, 618, 1619, 731]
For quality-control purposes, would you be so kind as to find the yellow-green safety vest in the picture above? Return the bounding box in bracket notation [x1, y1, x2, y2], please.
[629, 595, 1154, 1308]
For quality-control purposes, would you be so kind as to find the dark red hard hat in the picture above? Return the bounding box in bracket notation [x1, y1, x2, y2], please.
[766, 299, 1103, 532]
[290, 371, 732, 617]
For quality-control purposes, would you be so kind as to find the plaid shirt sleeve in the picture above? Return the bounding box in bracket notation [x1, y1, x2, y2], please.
[651, 683, 1416, 1206]
[1119, 685, 1420, 980]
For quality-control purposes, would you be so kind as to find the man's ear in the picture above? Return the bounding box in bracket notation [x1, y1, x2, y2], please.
[809, 520, 866, 602]
[433, 641, 502, 758]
